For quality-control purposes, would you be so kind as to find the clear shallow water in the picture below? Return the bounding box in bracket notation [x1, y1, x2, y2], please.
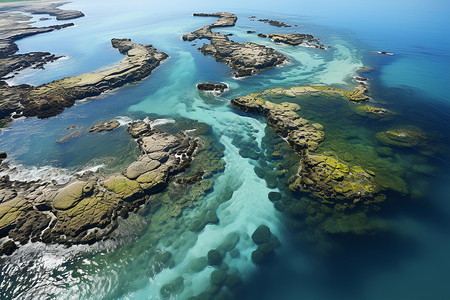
[0, 0, 449, 299]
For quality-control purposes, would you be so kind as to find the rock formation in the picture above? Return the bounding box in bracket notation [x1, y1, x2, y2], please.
[182, 12, 288, 77]
[197, 82, 228, 93]
[0, 120, 199, 255]
[89, 120, 121, 132]
[268, 33, 326, 50]
[231, 88, 383, 204]
[258, 19, 291, 27]
[0, 38, 168, 122]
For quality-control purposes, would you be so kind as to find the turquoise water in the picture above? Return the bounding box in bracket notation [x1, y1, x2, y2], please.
[0, 0, 449, 299]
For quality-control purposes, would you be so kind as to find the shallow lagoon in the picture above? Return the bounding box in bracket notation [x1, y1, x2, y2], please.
[0, 0, 449, 299]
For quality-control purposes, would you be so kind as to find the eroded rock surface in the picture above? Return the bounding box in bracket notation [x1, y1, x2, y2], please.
[0, 121, 199, 253]
[182, 12, 287, 77]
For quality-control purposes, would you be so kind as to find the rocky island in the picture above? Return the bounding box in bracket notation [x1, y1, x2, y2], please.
[0, 120, 200, 255]
[0, 38, 168, 123]
[182, 12, 288, 77]
[268, 33, 326, 50]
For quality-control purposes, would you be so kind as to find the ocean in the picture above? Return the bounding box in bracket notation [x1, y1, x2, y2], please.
[0, 0, 449, 299]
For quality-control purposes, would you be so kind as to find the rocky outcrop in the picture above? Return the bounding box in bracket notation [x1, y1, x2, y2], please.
[231, 89, 383, 203]
[0, 38, 168, 122]
[258, 19, 291, 27]
[182, 12, 288, 77]
[268, 33, 326, 50]
[89, 120, 120, 132]
[197, 82, 228, 93]
[0, 120, 200, 253]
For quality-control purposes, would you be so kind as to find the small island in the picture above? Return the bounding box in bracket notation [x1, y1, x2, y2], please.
[182, 12, 288, 77]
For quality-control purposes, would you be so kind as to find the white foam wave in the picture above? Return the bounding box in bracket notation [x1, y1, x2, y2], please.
[149, 118, 176, 128]
[75, 164, 105, 176]
[0, 163, 72, 185]
[115, 116, 133, 126]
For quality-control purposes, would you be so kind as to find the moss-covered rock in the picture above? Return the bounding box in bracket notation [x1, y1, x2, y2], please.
[102, 175, 142, 201]
[53, 181, 89, 210]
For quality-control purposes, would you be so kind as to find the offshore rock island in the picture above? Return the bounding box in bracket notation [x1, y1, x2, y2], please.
[183, 12, 288, 77]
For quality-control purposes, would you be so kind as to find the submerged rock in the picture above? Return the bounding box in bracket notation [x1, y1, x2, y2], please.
[251, 225, 280, 264]
[252, 225, 272, 244]
[56, 130, 82, 143]
[182, 12, 288, 77]
[376, 127, 428, 148]
[207, 249, 224, 266]
[160, 276, 184, 298]
[210, 269, 228, 285]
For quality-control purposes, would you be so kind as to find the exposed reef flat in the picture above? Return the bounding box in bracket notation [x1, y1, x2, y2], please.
[231, 89, 383, 205]
[0, 38, 168, 122]
[0, 120, 200, 255]
[268, 33, 326, 50]
[182, 12, 288, 77]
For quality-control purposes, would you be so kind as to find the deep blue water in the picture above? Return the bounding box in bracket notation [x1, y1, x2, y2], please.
[0, 0, 449, 299]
